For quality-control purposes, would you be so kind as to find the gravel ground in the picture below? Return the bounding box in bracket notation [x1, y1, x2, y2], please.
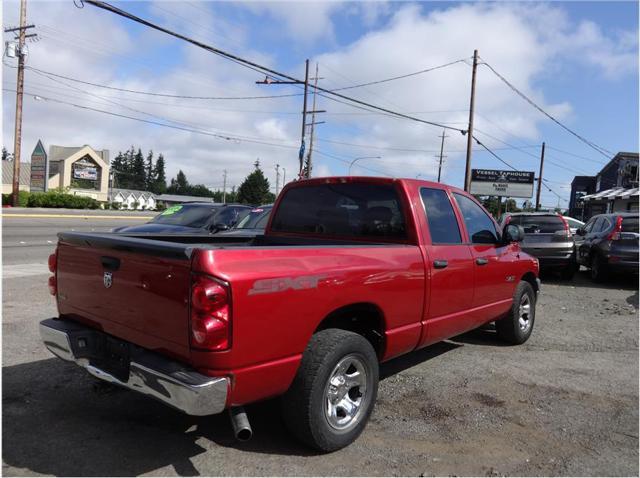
[2, 268, 638, 476]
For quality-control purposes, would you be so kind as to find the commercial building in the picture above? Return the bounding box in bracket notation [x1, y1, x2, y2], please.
[47, 144, 110, 202]
[569, 152, 638, 220]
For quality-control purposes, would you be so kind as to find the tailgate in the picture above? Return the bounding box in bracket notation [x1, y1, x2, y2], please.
[56, 233, 193, 361]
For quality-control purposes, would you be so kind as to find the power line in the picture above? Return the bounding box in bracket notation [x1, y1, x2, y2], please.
[479, 57, 613, 158]
[4, 88, 301, 151]
[545, 145, 607, 165]
[79, 0, 467, 134]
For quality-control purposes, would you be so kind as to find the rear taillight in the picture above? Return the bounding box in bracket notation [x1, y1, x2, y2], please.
[48, 250, 57, 296]
[190, 274, 231, 351]
[607, 216, 623, 241]
[558, 215, 571, 237]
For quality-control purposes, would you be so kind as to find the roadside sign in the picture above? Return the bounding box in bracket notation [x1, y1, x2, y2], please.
[30, 139, 48, 192]
[469, 169, 535, 198]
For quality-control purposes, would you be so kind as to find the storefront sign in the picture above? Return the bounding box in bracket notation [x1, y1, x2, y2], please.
[470, 169, 535, 198]
[30, 140, 48, 192]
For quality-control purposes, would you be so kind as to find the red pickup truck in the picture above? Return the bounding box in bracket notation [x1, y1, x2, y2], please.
[40, 177, 540, 451]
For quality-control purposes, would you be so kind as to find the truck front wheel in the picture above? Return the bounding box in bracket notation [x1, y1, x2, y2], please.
[281, 328, 379, 452]
[495, 281, 536, 345]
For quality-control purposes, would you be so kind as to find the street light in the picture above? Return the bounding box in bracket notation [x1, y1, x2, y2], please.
[348, 156, 381, 175]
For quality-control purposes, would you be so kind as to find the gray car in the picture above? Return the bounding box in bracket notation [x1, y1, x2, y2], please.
[501, 212, 576, 279]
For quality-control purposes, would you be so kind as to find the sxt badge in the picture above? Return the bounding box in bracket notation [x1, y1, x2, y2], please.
[249, 274, 326, 295]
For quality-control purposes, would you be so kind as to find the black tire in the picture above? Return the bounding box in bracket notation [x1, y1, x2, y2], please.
[495, 281, 536, 345]
[590, 254, 607, 282]
[281, 328, 379, 452]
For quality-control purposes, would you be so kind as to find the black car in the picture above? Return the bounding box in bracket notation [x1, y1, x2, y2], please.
[575, 212, 639, 281]
[113, 203, 252, 234]
[501, 212, 576, 279]
[215, 205, 273, 238]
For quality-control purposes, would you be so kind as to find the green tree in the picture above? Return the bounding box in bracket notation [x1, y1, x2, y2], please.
[145, 150, 154, 191]
[236, 160, 271, 205]
[151, 154, 167, 194]
[131, 148, 146, 190]
[167, 169, 190, 194]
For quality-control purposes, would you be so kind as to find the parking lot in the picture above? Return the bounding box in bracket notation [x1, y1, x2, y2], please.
[2, 213, 638, 476]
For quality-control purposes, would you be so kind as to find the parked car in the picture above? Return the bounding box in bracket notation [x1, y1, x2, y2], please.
[562, 216, 585, 235]
[575, 212, 639, 282]
[501, 212, 576, 279]
[215, 205, 273, 238]
[41, 177, 539, 452]
[112, 203, 252, 234]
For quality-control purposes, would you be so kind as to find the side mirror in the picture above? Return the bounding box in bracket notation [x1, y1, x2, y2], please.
[211, 223, 229, 232]
[504, 224, 525, 243]
[575, 227, 585, 236]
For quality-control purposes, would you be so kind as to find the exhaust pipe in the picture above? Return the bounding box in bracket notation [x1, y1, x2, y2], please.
[229, 406, 252, 441]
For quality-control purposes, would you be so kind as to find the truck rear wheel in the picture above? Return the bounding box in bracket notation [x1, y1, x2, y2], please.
[281, 328, 379, 452]
[495, 281, 535, 345]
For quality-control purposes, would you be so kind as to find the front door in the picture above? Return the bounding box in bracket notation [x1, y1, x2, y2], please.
[417, 187, 476, 347]
[452, 193, 516, 325]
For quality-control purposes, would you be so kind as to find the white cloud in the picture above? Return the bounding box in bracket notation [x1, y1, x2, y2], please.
[2, 0, 636, 206]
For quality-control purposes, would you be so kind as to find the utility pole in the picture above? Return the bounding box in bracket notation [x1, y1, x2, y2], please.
[305, 63, 321, 178]
[463, 49, 479, 192]
[9, 0, 29, 206]
[222, 169, 227, 203]
[275, 164, 280, 195]
[282, 167, 286, 189]
[299, 59, 310, 178]
[256, 59, 323, 179]
[436, 130, 448, 183]
[536, 142, 545, 211]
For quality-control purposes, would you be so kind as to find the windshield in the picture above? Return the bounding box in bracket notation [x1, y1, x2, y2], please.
[151, 204, 218, 228]
[508, 215, 565, 233]
[271, 182, 407, 240]
[234, 206, 272, 229]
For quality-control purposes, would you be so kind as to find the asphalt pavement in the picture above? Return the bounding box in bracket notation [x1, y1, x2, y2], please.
[2, 211, 638, 476]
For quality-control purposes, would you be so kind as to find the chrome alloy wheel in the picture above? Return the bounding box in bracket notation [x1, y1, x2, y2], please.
[324, 354, 368, 431]
[518, 294, 532, 331]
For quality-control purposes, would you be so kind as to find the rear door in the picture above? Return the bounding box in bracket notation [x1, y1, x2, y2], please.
[452, 193, 516, 323]
[418, 187, 475, 346]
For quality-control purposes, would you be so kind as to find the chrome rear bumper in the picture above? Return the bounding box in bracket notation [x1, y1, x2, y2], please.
[40, 318, 228, 416]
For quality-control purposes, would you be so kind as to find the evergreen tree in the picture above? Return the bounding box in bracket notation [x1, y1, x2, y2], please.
[111, 152, 128, 189]
[145, 150, 154, 191]
[152, 154, 167, 194]
[168, 170, 190, 194]
[132, 148, 146, 190]
[236, 160, 271, 205]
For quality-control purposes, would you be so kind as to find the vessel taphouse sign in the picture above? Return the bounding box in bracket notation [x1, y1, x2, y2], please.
[469, 169, 535, 198]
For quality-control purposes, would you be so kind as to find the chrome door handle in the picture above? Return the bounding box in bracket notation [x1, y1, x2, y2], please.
[476, 258, 489, 266]
[433, 260, 448, 269]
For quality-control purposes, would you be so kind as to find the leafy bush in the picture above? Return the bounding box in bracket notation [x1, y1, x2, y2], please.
[2, 191, 30, 206]
[27, 191, 100, 209]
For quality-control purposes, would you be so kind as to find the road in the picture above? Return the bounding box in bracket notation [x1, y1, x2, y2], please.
[2, 212, 638, 476]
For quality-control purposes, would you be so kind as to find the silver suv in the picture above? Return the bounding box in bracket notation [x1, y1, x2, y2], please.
[501, 212, 576, 280]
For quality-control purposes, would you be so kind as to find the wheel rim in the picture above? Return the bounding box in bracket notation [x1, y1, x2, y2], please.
[518, 294, 532, 332]
[324, 354, 368, 431]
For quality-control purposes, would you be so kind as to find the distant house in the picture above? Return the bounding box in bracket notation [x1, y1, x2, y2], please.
[112, 188, 157, 210]
[569, 152, 638, 220]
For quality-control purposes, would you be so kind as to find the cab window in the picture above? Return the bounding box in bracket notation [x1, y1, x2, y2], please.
[453, 193, 500, 244]
[420, 188, 462, 244]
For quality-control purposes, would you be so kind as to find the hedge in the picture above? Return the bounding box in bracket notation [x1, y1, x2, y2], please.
[2, 191, 30, 206]
[26, 191, 100, 209]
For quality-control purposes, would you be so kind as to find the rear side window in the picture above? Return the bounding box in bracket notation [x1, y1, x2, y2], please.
[621, 217, 639, 233]
[453, 193, 500, 244]
[271, 182, 407, 240]
[420, 188, 462, 244]
[508, 215, 565, 234]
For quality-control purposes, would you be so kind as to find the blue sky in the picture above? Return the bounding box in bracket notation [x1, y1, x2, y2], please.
[3, 1, 638, 208]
